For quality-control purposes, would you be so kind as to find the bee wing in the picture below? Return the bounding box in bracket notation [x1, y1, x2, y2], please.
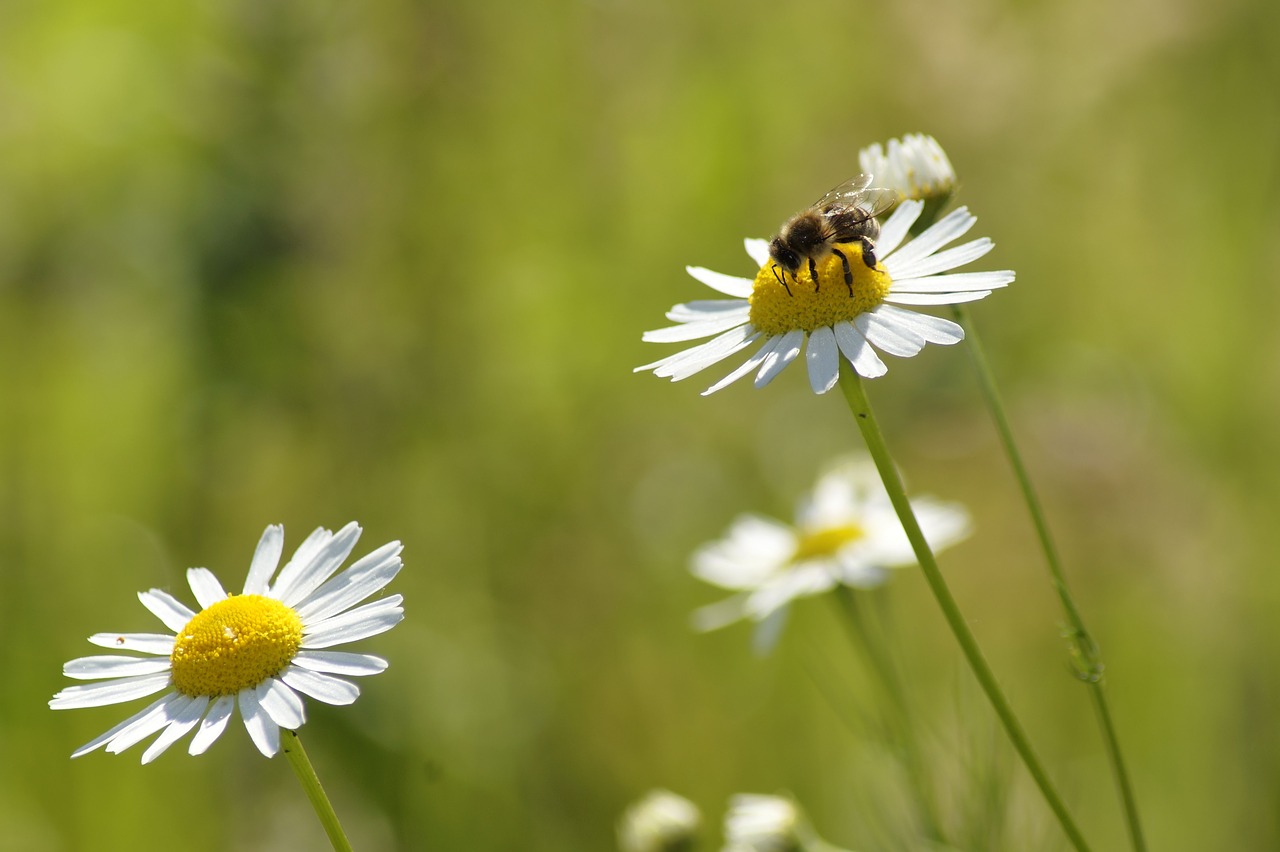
[844, 187, 902, 219]
[812, 174, 875, 207]
[813, 178, 901, 221]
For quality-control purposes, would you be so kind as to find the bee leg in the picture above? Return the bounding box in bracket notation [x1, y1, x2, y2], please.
[832, 247, 854, 295]
[858, 236, 878, 269]
[771, 265, 793, 297]
[808, 257, 821, 292]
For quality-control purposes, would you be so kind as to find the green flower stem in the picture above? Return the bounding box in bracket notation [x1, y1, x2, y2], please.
[952, 304, 1145, 852]
[837, 369, 1092, 852]
[833, 588, 947, 844]
[281, 730, 355, 852]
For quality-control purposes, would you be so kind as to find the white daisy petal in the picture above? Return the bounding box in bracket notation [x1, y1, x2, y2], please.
[141, 695, 209, 764]
[70, 695, 172, 758]
[834, 321, 887, 379]
[743, 238, 770, 267]
[138, 590, 196, 633]
[188, 695, 236, 755]
[891, 237, 994, 279]
[884, 206, 975, 268]
[855, 312, 926, 357]
[256, 678, 306, 730]
[691, 515, 799, 589]
[303, 596, 404, 648]
[295, 541, 403, 622]
[872, 304, 964, 345]
[745, 564, 838, 618]
[88, 633, 175, 655]
[691, 593, 752, 632]
[666, 300, 751, 323]
[685, 265, 754, 298]
[700, 335, 784, 396]
[280, 666, 361, 706]
[755, 328, 805, 387]
[243, 524, 284, 595]
[861, 498, 973, 565]
[658, 326, 763, 381]
[646, 325, 762, 382]
[889, 270, 1014, 294]
[268, 526, 333, 595]
[105, 693, 195, 756]
[239, 689, 281, 758]
[50, 673, 173, 709]
[805, 325, 841, 394]
[293, 650, 389, 677]
[274, 522, 362, 607]
[874, 199, 923, 257]
[63, 656, 172, 680]
[186, 568, 228, 610]
[883, 290, 992, 306]
[643, 312, 753, 344]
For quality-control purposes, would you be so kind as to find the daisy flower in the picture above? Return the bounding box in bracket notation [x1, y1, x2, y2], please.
[723, 794, 804, 852]
[692, 458, 970, 652]
[618, 789, 702, 852]
[859, 132, 957, 204]
[635, 198, 1012, 394]
[50, 522, 403, 763]
[722, 794, 852, 852]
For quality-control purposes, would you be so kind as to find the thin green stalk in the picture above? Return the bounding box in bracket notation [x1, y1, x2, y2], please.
[837, 369, 1092, 852]
[281, 730, 355, 852]
[952, 304, 1145, 852]
[832, 588, 947, 844]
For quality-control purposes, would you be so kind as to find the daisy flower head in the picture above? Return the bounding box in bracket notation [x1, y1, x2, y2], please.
[722, 794, 814, 852]
[691, 457, 970, 652]
[723, 793, 855, 852]
[618, 789, 702, 852]
[859, 132, 957, 205]
[635, 193, 1014, 395]
[50, 522, 404, 763]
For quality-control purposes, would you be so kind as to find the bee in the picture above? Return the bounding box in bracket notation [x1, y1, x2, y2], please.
[768, 174, 900, 296]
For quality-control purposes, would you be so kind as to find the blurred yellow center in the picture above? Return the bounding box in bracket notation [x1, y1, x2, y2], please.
[791, 524, 864, 562]
[749, 243, 891, 336]
[170, 595, 303, 697]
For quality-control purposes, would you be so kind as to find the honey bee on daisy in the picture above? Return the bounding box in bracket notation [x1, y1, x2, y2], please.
[767, 174, 900, 296]
[636, 167, 1013, 394]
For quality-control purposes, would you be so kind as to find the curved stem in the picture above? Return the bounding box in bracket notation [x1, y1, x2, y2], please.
[281, 730, 355, 852]
[952, 304, 1145, 852]
[837, 369, 1092, 852]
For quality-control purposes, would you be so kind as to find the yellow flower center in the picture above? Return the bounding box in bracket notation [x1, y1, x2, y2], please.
[748, 243, 892, 336]
[791, 523, 864, 563]
[170, 595, 304, 697]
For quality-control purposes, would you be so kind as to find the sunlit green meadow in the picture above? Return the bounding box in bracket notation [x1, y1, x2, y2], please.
[2, 0, 1278, 849]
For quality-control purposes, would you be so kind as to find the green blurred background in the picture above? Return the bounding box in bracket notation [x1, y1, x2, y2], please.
[2, 0, 1278, 848]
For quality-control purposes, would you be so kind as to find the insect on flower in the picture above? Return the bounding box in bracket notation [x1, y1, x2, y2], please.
[768, 175, 901, 296]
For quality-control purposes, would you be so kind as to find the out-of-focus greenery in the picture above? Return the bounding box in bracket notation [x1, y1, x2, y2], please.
[2, 0, 1277, 849]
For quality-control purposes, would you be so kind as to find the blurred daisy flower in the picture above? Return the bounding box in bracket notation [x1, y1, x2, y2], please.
[723, 794, 852, 852]
[859, 133, 956, 207]
[692, 458, 969, 652]
[50, 522, 403, 763]
[636, 197, 1012, 394]
[618, 788, 702, 852]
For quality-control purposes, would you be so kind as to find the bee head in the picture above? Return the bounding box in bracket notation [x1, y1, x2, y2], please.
[768, 236, 800, 273]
